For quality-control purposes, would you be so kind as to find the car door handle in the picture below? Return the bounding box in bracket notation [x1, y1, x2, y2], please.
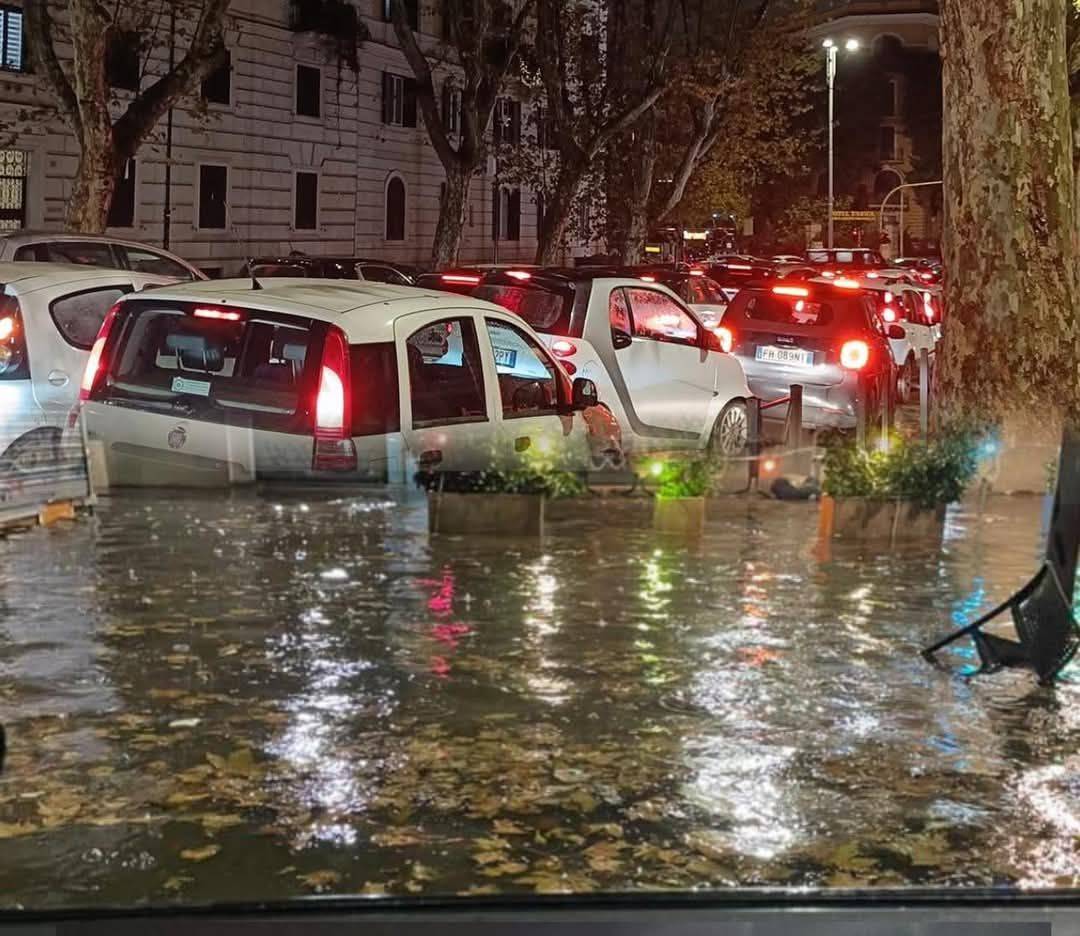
[419, 449, 443, 468]
[515, 436, 531, 452]
[47, 370, 69, 387]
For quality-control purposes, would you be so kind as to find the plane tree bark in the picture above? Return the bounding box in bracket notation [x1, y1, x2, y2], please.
[24, 0, 229, 233]
[936, 0, 1080, 426]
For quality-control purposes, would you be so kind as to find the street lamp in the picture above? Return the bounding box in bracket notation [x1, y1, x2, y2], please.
[823, 37, 859, 248]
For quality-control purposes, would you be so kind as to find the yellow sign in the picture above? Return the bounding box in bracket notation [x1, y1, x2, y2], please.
[644, 245, 662, 254]
[682, 230, 708, 241]
[832, 210, 878, 222]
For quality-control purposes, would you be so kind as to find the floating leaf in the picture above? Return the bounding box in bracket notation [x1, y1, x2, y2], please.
[169, 718, 201, 729]
[200, 813, 244, 832]
[298, 870, 341, 891]
[166, 791, 210, 807]
[410, 862, 435, 881]
[480, 861, 529, 877]
[180, 844, 221, 862]
[493, 819, 528, 836]
[163, 876, 193, 891]
[472, 850, 505, 866]
[370, 829, 422, 847]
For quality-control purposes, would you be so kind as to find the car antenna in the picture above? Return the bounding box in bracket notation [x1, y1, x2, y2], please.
[246, 257, 262, 290]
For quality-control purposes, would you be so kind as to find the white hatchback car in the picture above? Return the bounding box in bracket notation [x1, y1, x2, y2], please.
[0, 232, 205, 281]
[0, 262, 175, 474]
[472, 269, 753, 456]
[78, 279, 620, 487]
[857, 279, 941, 403]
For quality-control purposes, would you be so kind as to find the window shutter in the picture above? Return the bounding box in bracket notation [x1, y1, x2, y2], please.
[382, 72, 393, 124]
[403, 77, 418, 127]
[508, 189, 520, 241]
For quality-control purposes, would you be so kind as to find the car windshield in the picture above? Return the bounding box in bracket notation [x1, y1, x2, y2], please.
[2, 0, 1079, 925]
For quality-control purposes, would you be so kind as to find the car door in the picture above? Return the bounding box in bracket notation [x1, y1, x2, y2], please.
[480, 315, 590, 470]
[394, 310, 498, 472]
[38, 241, 123, 269]
[612, 286, 718, 437]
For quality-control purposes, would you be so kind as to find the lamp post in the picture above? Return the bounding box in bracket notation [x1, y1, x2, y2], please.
[823, 37, 859, 249]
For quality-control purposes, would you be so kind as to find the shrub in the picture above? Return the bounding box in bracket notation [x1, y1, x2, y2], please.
[417, 468, 586, 499]
[652, 457, 712, 500]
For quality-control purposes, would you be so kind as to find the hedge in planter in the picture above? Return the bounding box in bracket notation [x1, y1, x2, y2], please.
[820, 433, 979, 543]
[649, 456, 712, 534]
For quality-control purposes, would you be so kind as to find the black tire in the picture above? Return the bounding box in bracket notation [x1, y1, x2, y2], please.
[896, 355, 916, 405]
[709, 400, 750, 458]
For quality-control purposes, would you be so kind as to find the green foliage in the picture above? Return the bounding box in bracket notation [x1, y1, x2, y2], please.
[420, 469, 587, 499]
[652, 457, 712, 500]
[822, 433, 979, 509]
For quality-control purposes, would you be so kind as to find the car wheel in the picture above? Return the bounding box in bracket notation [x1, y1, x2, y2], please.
[2, 427, 63, 472]
[896, 355, 916, 405]
[709, 400, 749, 457]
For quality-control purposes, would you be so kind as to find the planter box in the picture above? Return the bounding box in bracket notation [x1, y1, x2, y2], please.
[653, 496, 706, 535]
[428, 491, 544, 536]
[818, 495, 946, 545]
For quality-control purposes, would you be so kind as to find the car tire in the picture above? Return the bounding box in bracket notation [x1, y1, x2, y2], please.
[896, 355, 916, 405]
[1, 427, 63, 472]
[709, 400, 749, 458]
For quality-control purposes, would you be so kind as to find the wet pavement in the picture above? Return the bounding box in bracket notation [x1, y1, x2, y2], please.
[0, 486, 1078, 909]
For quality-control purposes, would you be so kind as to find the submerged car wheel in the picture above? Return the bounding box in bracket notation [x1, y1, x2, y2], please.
[710, 400, 749, 457]
[896, 355, 916, 405]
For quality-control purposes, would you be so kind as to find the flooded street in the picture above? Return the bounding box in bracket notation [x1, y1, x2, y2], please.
[1, 487, 1078, 908]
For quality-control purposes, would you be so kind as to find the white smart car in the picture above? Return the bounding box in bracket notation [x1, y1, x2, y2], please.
[78, 279, 621, 487]
[858, 279, 941, 403]
[472, 269, 752, 456]
[0, 262, 175, 474]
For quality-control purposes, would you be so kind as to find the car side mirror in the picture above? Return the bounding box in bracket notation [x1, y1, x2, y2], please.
[887, 324, 907, 339]
[611, 328, 633, 350]
[571, 377, 599, 411]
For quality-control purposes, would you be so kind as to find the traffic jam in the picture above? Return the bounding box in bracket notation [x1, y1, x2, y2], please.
[0, 237, 945, 496]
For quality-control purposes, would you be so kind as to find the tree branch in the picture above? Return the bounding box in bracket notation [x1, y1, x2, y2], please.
[112, 0, 230, 155]
[585, 83, 666, 160]
[23, 0, 81, 134]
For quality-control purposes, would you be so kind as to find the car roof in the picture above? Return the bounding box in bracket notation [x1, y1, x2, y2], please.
[0, 261, 169, 293]
[0, 230, 189, 255]
[116, 278, 517, 341]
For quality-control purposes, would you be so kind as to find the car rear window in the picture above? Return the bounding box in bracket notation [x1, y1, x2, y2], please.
[473, 284, 573, 336]
[102, 304, 317, 426]
[742, 294, 838, 327]
[350, 342, 400, 436]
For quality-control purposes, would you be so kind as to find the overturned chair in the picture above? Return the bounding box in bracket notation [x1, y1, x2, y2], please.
[922, 426, 1080, 686]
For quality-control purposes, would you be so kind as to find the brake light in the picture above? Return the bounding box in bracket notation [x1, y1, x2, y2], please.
[834, 278, 861, 289]
[313, 326, 357, 472]
[689, 269, 705, 277]
[920, 272, 933, 281]
[442, 273, 481, 285]
[773, 286, 809, 297]
[866, 271, 879, 279]
[714, 325, 734, 353]
[881, 306, 897, 323]
[821, 270, 836, 278]
[640, 275, 657, 283]
[0, 316, 12, 341]
[79, 305, 122, 402]
[506, 270, 531, 281]
[884, 291, 894, 303]
[840, 339, 870, 370]
[193, 307, 243, 321]
[551, 340, 576, 358]
[726, 263, 752, 271]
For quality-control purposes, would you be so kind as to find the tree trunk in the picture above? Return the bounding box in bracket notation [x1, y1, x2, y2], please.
[432, 165, 473, 269]
[936, 0, 1080, 427]
[67, 135, 119, 233]
[535, 162, 586, 265]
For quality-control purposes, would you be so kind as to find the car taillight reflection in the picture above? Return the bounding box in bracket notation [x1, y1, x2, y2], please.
[0, 315, 13, 341]
[79, 304, 122, 402]
[714, 325, 734, 353]
[840, 339, 870, 370]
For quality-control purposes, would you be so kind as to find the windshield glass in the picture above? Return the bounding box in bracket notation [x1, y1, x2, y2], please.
[2, 0, 1078, 920]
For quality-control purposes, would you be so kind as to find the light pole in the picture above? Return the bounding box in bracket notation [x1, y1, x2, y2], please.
[823, 37, 859, 249]
[877, 179, 943, 258]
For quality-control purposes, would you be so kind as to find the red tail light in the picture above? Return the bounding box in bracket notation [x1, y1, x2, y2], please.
[551, 340, 576, 358]
[193, 307, 243, 321]
[881, 306, 897, 323]
[773, 285, 809, 298]
[313, 326, 357, 472]
[0, 315, 13, 341]
[506, 270, 531, 281]
[689, 269, 705, 277]
[834, 278, 861, 290]
[79, 304, 122, 402]
[714, 325, 735, 353]
[442, 273, 481, 285]
[840, 339, 870, 370]
[640, 275, 657, 283]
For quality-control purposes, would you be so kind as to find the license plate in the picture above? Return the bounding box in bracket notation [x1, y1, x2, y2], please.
[755, 346, 814, 367]
[492, 346, 518, 368]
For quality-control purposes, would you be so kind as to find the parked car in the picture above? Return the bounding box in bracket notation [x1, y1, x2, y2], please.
[77, 279, 619, 486]
[0, 232, 205, 281]
[618, 266, 730, 328]
[892, 257, 944, 285]
[720, 280, 900, 432]
[805, 248, 888, 275]
[471, 269, 752, 457]
[859, 279, 941, 403]
[414, 266, 539, 296]
[0, 262, 175, 484]
[247, 254, 416, 285]
[704, 259, 779, 301]
[770, 254, 806, 264]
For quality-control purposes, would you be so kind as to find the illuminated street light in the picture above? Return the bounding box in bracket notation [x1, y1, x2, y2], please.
[823, 37, 861, 248]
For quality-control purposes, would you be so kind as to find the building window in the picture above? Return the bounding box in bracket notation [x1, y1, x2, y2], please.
[0, 149, 28, 231]
[442, 83, 462, 135]
[492, 187, 520, 241]
[880, 125, 896, 160]
[107, 158, 136, 228]
[201, 51, 231, 105]
[494, 98, 521, 145]
[198, 164, 228, 230]
[0, 7, 25, 72]
[384, 0, 419, 29]
[296, 64, 321, 118]
[106, 30, 141, 92]
[386, 176, 405, 241]
[294, 171, 318, 230]
[382, 72, 417, 127]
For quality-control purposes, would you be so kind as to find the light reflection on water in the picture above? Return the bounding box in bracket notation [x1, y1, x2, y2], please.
[0, 488, 1077, 906]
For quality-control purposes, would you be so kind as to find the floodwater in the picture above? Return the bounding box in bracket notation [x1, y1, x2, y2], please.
[0, 487, 1078, 909]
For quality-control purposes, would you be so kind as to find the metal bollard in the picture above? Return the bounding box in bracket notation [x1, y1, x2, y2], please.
[919, 349, 930, 438]
[787, 384, 806, 475]
[747, 397, 762, 491]
[880, 376, 893, 451]
[855, 378, 868, 450]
